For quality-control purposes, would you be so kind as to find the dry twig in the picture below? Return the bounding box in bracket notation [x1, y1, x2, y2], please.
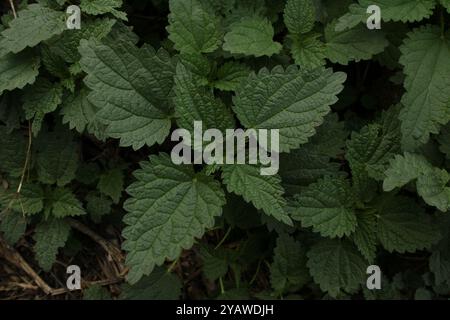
[0, 236, 54, 295]
[66, 218, 126, 276]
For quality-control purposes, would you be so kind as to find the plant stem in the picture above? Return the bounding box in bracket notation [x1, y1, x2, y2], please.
[8, 0, 17, 19]
[214, 226, 232, 250]
[167, 259, 178, 273]
[249, 259, 262, 285]
[17, 123, 32, 195]
[219, 277, 225, 294]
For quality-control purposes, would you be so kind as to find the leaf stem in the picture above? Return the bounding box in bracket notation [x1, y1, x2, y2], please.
[219, 277, 225, 294]
[2, 123, 33, 217]
[214, 226, 232, 250]
[167, 258, 179, 273]
[17, 122, 32, 195]
[249, 258, 262, 285]
[8, 0, 17, 19]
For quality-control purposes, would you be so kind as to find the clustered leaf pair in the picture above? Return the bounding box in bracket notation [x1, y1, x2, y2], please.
[0, 0, 450, 300]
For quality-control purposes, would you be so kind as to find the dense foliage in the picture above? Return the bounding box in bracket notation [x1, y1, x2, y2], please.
[0, 0, 450, 300]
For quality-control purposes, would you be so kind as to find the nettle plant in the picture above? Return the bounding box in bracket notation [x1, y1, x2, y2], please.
[0, 0, 450, 300]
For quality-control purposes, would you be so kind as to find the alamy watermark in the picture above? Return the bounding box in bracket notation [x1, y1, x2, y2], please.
[367, 5, 381, 30]
[66, 265, 81, 290]
[366, 265, 382, 290]
[170, 121, 279, 176]
[66, 5, 81, 30]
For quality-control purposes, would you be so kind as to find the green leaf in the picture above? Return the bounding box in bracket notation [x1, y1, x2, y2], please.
[399, 26, 450, 150]
[346, 115, 401, 201]
[122, 154, 225, 284]
[33, 219, 71, 271]
[307, 239, 367, 297]
[60, 87, 104, 137]
[262, 214, 295, 235]
[167, 0, 222, 54]
[98, 168, 124, 204]
[233, 65, 346, 153]
[45, 188, 85, 218]
[337, 0, 436, 31]
[120, 267, 182, 300]
[79, 39, 175, 150]
[40, 44, 70, 80]
[431, 249, 450, 285]
[106, 21, 139, 44]
[223, 193, 261, 230]
[442, 0, 450, 13]
[351, 210, 377, 263]
[83, 285, 111, 300]
[308, 113, 349, 158]
[221, 0, 267, 26]
[0, 127, 27, 177]
[174, 63, 235, 135]
[22, 79, 63, 135]
[270, 234, 310, 294]
[51, 18, 116, 64]
[391, 0, 437, 21]
[213, 61, 251, 92]
[283, 0, 316, 35]
[86, 193, 112, 223]
[280, 146, 344, 195]
[0, 92, 22, 133]
[383, 153, 429, 191]
[35, 126, 79, 187]
[416, 167, 450, 212]
[383, 153, 450, 212]
[321, 0, 355, 21]
[16, 183, 45, 215]
[0, 183, 44, 216]
[376, 196, 441, 253]
[179, 53, 211, 85]
[415, 288, 433, 300]
[223, 16, 282, 57]
[291, 177, 357, 238]
[346, 121, 400, 181]
[221, 164, 292, 226]
[0, 50, 40, 95]
[217, 288, 251, 300]
[290, 33, 327, 70]
[430, 216, 450, 285]
[0, 212, 27, 245]
[199, 245, 230, 281]
[437, 123, 450, 159]
[325, 20, 388, 65]
[0, 4, 65, 56]
[334, 4, 367, 32]
[80, 0, 127, 20]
